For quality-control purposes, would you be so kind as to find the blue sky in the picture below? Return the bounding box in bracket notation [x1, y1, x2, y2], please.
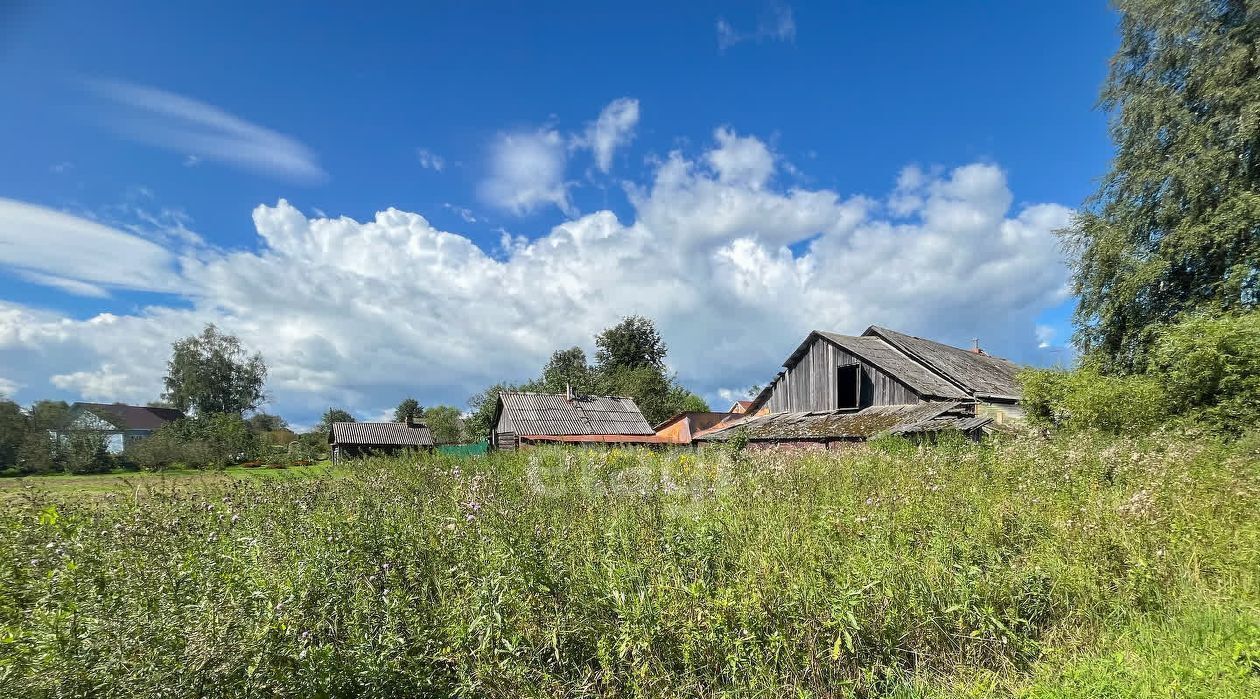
[0, 1, 1115, 426]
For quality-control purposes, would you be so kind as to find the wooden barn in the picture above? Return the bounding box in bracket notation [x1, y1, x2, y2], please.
[329, 420, 435, 461]
[489, 390, 658, 450]
[702, 325, 1024, 447]
[748, 326, 1023, 417]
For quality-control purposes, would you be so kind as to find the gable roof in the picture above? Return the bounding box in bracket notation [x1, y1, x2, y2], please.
[864, 326, 1023, 400]
[696, 402, 990, 442]
[496, 391, 655, 437]
[73, 403, 185, 431]
[329, 421, 435, 447]
[814, 332, 969, 399]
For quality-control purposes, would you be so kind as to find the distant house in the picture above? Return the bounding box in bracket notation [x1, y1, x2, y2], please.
[653, 411, 742, 445]
[728, 400, 755, 414]
[64, 402, 185, 453]
[328, 420, 435, 461]
[702, 326, 1024, 447]
[490, 390, 658, 450]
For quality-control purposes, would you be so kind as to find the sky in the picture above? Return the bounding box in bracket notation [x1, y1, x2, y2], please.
[0, 1, 1117, 428]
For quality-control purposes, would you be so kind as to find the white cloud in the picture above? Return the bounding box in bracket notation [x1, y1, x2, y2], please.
[0, 376, 20, 397]
[417, 148, 446, 172]
[444, 204, 478, 223]
[88, 79, 324, 183]
[1036, 324, 1055, 349]
[0, 198, 183, 294]
[577, 98, 640, 173]
[479, 129, 573, 216]
[0, 130, 1071, 424]
[718, 3, 796, 51]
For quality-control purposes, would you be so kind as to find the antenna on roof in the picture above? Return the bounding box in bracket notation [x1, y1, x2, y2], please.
[969, 337, 986, 355]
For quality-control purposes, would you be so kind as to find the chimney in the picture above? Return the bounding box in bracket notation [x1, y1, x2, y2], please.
[565, 383, 573, 401]
[406, 414, 421, 428]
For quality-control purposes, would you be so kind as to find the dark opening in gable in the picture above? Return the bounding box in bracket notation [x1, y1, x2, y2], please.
[837, 363, 861, 410]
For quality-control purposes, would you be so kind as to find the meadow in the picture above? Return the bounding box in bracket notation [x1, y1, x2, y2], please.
[1, 430, 1257, 698]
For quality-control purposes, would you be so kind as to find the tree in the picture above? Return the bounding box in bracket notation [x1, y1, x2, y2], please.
[1062, 0, 1260, 371]
[246, 412, 288, 433]
[28, 400, 71, 432]
[595, 315, 667, 372]
[424, 405, 465, 444]
[163, 325, 267, 416]
[465, 382, 515, 440]
[540, 347, 593, 393]
[393, 398, 423, 423]
[0, 399, 25, 472]
[318, 408, 355, 434]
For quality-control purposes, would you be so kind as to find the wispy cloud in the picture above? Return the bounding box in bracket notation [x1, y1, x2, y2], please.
[575, 98, 640, 173]
[87, 79, 325, 183]
[717, 3, 796, 52]
[416, 148, 446, 172]
[0, 197, 183, 296]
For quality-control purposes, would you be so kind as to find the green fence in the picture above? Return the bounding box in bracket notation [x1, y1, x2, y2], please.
[436, 440, 489, 457]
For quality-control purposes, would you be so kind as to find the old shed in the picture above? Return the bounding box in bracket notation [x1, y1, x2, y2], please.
[329, 420, 435, 461]
[490, 391, 657, 450]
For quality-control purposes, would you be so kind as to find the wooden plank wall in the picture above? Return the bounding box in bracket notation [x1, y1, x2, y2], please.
[766, 337, 922, 412]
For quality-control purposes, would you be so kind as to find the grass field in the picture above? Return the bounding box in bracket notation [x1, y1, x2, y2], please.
[1, 431, 1257, 697]
[0, 461, 337, 503]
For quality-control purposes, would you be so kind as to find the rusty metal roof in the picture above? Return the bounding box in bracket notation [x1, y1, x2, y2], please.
[329, 421, 435, 447]
[498, 391, 655, 437]
[696, 402, 989, 442]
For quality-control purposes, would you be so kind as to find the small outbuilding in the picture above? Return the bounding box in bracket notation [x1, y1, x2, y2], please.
[490, 390, 658, 450]
[653, 411, 742, 445]
[329, 420, 435, 461]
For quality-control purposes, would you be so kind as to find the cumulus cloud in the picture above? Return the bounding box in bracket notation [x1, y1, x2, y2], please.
[0, 198, 183, 296]
[88, 79, 325, 183]
[717, 3, 796, 51]
[0, 129, 1071, 423]
[479, 129, 573, 216]
[577, 98, 640, 173]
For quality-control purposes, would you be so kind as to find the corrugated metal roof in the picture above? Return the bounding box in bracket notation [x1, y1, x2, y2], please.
[865, 326, 1023, 400]
[329, 421, 435, 447]
[696, 402, 988, 441]
[815, 333, 970, 399]
[74, 403, 185, 431]
[498, 391, 654, 436]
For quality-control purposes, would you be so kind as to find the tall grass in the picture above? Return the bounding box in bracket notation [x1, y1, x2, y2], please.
[1, 431, 1257, 697]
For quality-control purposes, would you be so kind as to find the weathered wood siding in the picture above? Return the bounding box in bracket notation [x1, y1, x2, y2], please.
[493, 411, 518, 451]
[765, 336, 922, 412]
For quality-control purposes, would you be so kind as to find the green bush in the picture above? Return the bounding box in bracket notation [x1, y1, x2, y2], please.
[60, 431, 112, 474]
[1020, 367, 1168, 433]
[1148, 312, 1260, 435]
[124, 413, 262, 471]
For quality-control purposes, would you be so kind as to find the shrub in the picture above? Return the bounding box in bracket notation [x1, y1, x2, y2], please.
[1019, 367, 1168, 433]
[1148, 311, 1260, 435]
[61, 431, 112, 474]
[125, 413, 262, 470]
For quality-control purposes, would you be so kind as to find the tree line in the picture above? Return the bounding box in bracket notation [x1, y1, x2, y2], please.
[1, 315, 709, 475]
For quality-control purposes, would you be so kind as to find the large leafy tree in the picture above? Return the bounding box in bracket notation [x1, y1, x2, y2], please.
[595, 315, 667, 372]
[539, 347, 594, 393]
[318, 408, 355, 434]
[163, 325, 267, 416]
[1063, 0, 1260, 370]
[424, 405, 465, 444]
[393, 398, 423, 423]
